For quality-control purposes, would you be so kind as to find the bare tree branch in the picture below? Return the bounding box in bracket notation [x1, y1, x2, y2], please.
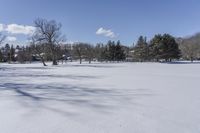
[33, 18, 64, 65]
[0, 33, 6, 45]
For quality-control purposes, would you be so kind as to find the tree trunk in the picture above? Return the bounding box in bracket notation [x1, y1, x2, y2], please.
[42, 59, 47, 66]
[88, 53, 92, 64]
[9, 52, 11, 64]
[52, 54, 58, 65]
[191, 57, 194, 62]
[50, 45, 58, 65]
[80, 57, 82, 64]
[39, 55, 47, 66]
[53, 59, 58, 65]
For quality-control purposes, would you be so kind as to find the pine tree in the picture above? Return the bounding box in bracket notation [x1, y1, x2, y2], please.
[10, 45, 15, 62]
[133, 36, 149, 62]
[115, 40, 125, 61]
[150, 34, 181, 62]
[5, 44, 10, 62]
[0, 50, 3, 62]
[149, 34, 163, 61]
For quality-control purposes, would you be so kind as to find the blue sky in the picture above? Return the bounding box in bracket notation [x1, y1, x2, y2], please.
[0, 0, 200, 46]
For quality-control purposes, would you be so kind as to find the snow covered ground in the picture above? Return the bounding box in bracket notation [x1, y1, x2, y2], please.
[0, 62, 199, 133]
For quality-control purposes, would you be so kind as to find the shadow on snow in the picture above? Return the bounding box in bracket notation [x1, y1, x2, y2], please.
[0, 65, 153, 116]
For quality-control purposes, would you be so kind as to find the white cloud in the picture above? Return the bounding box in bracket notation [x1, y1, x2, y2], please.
[0, 24, 4, 32]
[6, 24, 36, 35]
[96, 27, 116, 38]
[6, 36, 17, 42]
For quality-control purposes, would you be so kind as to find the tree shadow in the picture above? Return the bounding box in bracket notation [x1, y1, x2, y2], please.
[0, 64, 153, 116]
[0, 73, 100, 80]
[0, 66, 53, 72]
[161, 61, 200, 64]
[59, 63, 123, 68]
[0, 82, 153, 116]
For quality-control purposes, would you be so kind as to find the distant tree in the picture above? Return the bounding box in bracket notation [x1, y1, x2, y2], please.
[62, 44, 73, 63]
[4, 44, 10, 63]
[73, 43, 86, 64]
[17, 46, 26, 63]
[0, 50, 3, 62]
[149, 34, 163, 61]
[123, 45, 132, 62]
[94, 43, 104, 61]
[162, 34, 181, 61]
[108, 41, 116, 61]
[73, 43, 95, 64]
[33, 18, 65, 65]
[0, 33, 6, 45]
[178, 34, 200, 62]
[133, 36, 149, 62]
[115, 40, 126, 61]
[150, 34, 180, 62]
[100, 45, 110, 61]
[53, 44, 63, 63]
[30, 38, 47, 66]
[25, 45, 33, 63]
[84, 44, 95, 64]
[16, 45, 20, 50]
[97, 40, 125, 62]
[180, 43, 197, 62]
[10, 45, 15, 62]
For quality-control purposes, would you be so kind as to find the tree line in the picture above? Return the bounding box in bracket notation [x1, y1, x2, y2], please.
[133, 34, 181, 62]
[0, 38, 127, 66]
[0, 18, 200, 66]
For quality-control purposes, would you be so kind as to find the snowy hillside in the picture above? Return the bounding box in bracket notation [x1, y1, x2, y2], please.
[0, 62, 199, 133]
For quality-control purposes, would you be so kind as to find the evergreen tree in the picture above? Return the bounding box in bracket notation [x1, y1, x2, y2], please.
[100, 40, 126, 62]
[5, 44, 10, 62]
[162, 34, 181, 61]
[150, 34, 181, 61]
[115, 40, 126, 61]
[107, 40, 115, 61]
[133, 36, 149, 62]
[149, 34, 163, 61]
[101, 45, 110, 61]
[0, 50, 3, 62]
[95, 43, 104, 61]
[10, 45, 15, 62]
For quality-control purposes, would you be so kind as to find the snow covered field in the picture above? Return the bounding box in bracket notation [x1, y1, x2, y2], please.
[0, 62, 199, 133]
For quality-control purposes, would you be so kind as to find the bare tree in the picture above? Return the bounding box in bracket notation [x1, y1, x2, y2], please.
[73, 43, 87, 64]
[0, 34, 7, 63]
[33, 18, 64, 65]
[85, 44, 94, 64]
[0, 33, 6, 45]
[180, 42, 199, 62]
[94, 43, 105, 62]
[179, 34, 200, 62]
[30, 38, 47, 66]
